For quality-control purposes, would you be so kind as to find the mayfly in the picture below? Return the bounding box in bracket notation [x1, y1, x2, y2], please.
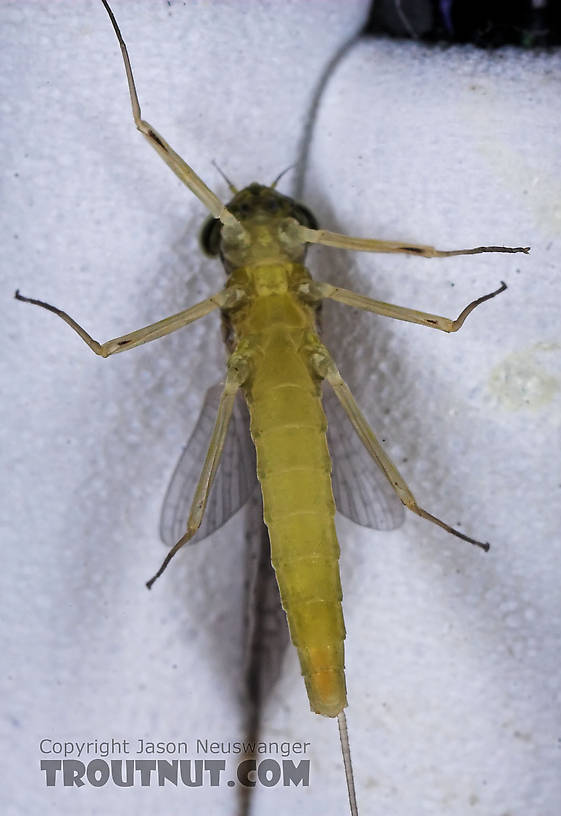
[15, 2, 529, 813]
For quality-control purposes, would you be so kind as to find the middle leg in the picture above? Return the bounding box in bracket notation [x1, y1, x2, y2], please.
[299, 280, 507, 333]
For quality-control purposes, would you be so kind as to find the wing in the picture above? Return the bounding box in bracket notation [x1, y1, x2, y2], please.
[324, 385, 405, 531]
[159, 384, 258, 547]
[160, 378, 403, 546]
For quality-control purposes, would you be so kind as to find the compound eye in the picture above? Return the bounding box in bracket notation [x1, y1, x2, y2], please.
[292, 204, 319, 231]
[199, 216, 222, 257]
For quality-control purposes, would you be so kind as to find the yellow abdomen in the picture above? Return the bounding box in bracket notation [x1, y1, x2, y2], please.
[242, 309, 347, 717]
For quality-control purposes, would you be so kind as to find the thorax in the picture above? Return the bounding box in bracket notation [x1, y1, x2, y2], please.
[224, 261, 318, 339]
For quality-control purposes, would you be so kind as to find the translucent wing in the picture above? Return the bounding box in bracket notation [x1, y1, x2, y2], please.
[161, 399, 288, 747]
[159, 384, 258, 547]
[161, 380, 404, 546]
[324, 385, 405, 531]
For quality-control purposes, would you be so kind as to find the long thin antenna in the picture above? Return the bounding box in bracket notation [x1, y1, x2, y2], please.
[211, 160, 238, 194]
[338, 710, 359, 816]
[270, 163, 295, 190]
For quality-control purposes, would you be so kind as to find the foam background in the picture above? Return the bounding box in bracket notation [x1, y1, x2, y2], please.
[2, 1, 560, 814]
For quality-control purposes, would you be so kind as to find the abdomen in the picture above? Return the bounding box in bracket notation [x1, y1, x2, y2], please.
[245, 327, 347, 717]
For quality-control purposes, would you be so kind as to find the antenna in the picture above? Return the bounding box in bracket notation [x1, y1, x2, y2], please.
[211, 160, 238, 194]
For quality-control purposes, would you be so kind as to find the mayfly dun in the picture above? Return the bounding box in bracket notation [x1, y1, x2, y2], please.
[14, 2, 529, 814]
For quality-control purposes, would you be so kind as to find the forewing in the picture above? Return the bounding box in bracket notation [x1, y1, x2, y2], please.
[324, 385, 405, 531]
[159, 384, 258, 547]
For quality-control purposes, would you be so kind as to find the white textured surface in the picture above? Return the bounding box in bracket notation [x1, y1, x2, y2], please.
[2, 1, 560, 815]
